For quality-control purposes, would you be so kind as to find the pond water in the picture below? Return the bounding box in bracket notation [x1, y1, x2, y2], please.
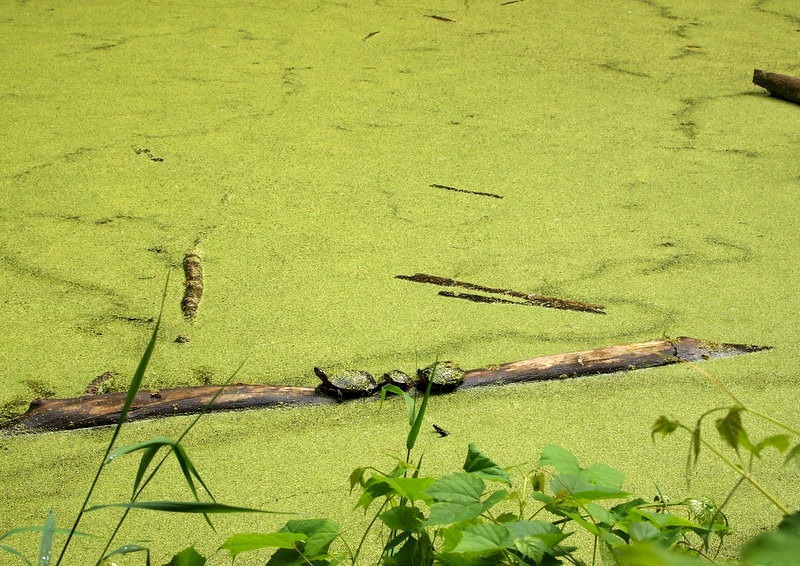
[1, 1, 799, 563]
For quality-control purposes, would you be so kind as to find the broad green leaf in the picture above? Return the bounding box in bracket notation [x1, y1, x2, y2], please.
[380, 506, 425, 531]
[382, 533, 433, 566]
[447, 523, 508, 555]
[585, 502, 617, 526]
[581, 463, 624, 489]
[558, 508, 602, 536]
[628, 521, 661, 543]
[281, 519, 339, 556]
[615, 542, 709, 566]
[349, 466, 366, 492]
[651, 416, 679, 440]
[611, 497, 649, 516]
[503, 520, 566, 548]
[778, 510, 800, 536]
[513, 536, 548, 563]
[753, 434, 791, 458]
[742, 532, 800, 566]
[164, 546, 206, 565]
[635, 510, 697, 530]
[38, 510, 55, 566]
[742, 511, 800, 565]
[266, 547, 334, 566]
[386, 476, 436, 502]
[786, 443, 800, 468]
[426, 487, 506, 526]
[424, 473, 484, 505]
[550, 474, 628, 501]
[220, 532, 306, 558]
[479, 490, 508, 514]
[426, 501, 484, 526]
[715, 407, 746, 454]
[85, 501, 272, 514]
[539, 445, 581, 475]
[462, 444, 510, 486]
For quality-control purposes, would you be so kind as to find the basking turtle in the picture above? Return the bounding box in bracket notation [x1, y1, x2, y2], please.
[416, 361, 465, 394]
[382, 369, 416, 391]
[314, 367, 379, 400]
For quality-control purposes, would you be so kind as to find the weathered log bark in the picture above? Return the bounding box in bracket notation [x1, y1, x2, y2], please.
[4, 385, 336, 434]
[2, 337, 768, 434]
[753, 69, 800, 105]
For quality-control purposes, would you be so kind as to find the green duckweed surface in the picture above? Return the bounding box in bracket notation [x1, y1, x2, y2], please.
[1, 1, 799, 563]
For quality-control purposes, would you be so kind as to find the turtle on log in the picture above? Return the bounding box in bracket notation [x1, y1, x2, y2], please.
[416, 361, 465, 393]
[314, 367, 380, 400]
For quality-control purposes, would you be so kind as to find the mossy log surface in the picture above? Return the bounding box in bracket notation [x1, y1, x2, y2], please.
[3, 337, 769, 434]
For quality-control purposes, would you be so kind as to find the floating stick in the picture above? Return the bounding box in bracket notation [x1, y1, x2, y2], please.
[396, 273, 605, 314]
[439, 291, 521, 305]
[425, 15, 455, 23]
[430, 183, 504, 199]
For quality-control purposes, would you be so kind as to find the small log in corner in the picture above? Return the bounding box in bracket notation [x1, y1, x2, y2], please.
[753, 69, 800, 105]
[2, 337, 769, 434]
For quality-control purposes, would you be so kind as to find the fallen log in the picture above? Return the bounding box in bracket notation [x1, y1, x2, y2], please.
[2, 337, 769, 434]
[753, 69, 800, 105]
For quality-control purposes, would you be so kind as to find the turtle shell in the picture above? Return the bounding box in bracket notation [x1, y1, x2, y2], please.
[382, 369, 416, 391]
[416, 361, 465, 394]
[314, 367, 378, 399]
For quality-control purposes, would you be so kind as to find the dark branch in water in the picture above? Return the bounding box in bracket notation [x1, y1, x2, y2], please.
[425, 15, 455, 22]
[430, 183, 504, 199]
[439, 291, 523, 305]
[396, 273, 605, 314]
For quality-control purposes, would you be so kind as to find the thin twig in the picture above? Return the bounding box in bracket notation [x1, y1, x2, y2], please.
[396, 273, 605, 314]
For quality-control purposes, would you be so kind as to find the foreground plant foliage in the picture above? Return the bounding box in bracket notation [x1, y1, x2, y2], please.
[1, 283, 798, 565]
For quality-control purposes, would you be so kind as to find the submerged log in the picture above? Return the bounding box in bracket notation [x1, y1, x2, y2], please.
[753, 69, 800, 105]
[2, 337, 769, 433]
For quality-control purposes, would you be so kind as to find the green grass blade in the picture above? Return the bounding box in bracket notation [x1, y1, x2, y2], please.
[379, 385, 416, 426]
[0, 543, 33, 566]
[1, 527, 93, 542]
[55, 273, 170, 566]
[106, 437, 175, 463]
[171, 443, 217, 531]
[407, 362, 435, 452]
[37, 510, 55, 566]
[96, 357, 249, 563]
[103, 544, 150, 559]
[106, 436, 175, 496]
[116, 277, 169, 431]
[173, 443, 215, 502]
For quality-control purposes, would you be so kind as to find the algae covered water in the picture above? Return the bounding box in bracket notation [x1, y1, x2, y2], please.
[1, 1, 798, 563]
